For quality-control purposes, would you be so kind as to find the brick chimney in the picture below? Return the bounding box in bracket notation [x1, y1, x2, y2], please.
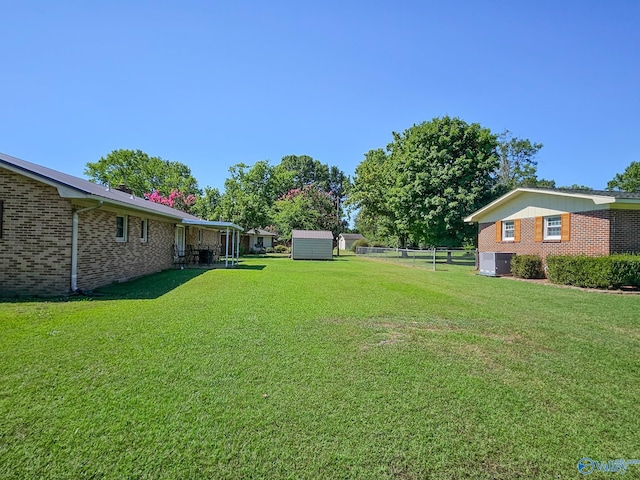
[115, 184, 133, 194]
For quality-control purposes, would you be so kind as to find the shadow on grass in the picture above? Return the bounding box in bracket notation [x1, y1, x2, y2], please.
[0, 269, 210, 303]
[235, 264, 267, 271]
[89, 269, 210, 300]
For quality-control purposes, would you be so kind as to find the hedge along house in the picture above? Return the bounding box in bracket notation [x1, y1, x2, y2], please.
[0, 152, 243, 296]
[464, 188, 640, 263]
[338, 233, 365, 251]
[291, 230, 334, 260]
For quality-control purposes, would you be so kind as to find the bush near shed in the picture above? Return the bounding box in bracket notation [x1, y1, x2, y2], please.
[546, 254, 640, 289]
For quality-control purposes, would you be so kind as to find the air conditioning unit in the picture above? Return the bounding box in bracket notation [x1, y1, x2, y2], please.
[479, 252, 514, 276]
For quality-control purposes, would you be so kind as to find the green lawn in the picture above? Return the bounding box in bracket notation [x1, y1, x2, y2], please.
[1, 256, 638, 479]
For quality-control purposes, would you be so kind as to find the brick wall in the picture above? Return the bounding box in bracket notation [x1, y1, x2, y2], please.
[0, 169, 73, 296]
[478, 210, 611, 263]
[610, 210, 640, 254]
[76, 210, 175, 291]
[185, 227, 220, 247]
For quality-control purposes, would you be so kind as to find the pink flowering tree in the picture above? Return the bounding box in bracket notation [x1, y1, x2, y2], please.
[272, 185, 340, 240]
[145, 189, 197, 213]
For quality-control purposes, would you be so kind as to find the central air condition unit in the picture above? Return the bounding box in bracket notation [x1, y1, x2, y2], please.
[479, 252, 514, 276]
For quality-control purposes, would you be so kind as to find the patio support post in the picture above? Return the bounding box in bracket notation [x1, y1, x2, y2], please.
[225, 227, 230, 267]
[235, 228, 240, 265]
[231, 229, 236, 267]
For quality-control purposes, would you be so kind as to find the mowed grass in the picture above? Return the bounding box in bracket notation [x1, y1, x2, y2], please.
[0, 257, 638, 479]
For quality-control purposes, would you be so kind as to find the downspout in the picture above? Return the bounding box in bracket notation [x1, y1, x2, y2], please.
[71, 202, 103, 292]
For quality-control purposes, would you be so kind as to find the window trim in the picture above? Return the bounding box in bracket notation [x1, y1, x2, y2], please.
[544, 215, 562, 241]
[502, 220, 515, 241]
[198, 229, 203, 244]
[116, 215, 128, 242]
[140, 218, 148, 243]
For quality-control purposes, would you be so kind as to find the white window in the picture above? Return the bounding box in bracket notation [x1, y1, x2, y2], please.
[140, 218, 148, 243]
[544, 216, 561, 240]
[502, 221, 515, 241]
[116, 215, 128, 242]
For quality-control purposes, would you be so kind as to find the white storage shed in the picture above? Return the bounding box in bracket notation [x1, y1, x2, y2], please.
[338, 233, 365, 251]
[291, 230, 334, 260]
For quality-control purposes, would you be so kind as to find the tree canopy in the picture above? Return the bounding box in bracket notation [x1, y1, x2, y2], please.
[219, 161, 278, 230]
[387, 117, 499, 247]
[495, 130, 543, 189]
[607, 161, 640, 192]
[85, 149, 201, 198]
[217, 155, 349, 235]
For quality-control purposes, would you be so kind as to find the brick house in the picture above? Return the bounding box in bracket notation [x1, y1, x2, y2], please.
[241, 228, 278, 253]
[0, 152, 243, 296]
[464, 188, 640, 262]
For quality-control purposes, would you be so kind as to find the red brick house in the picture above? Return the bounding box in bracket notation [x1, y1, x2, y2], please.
[0, 152, 243, 296]
[464, 188, 640, 262]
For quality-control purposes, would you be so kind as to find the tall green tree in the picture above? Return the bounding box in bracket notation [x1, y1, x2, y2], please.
[272, 186, 341, 240]
[85, 149, 200, 198]
[347, 148, 397, 243]
[274, 154, 330, 193]
[387, 116, 499, 247]
[191, 186, 222, 220]
[607, 161, 640, 192]
[219, 161, 277, 230]
[496, 130, 544, 189]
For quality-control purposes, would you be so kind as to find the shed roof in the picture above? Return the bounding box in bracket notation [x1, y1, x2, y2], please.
[339, 233, 365, 240]
[464, 187, 640, 223]
[0, 152, 242, 231]
[245, 228, 277, 236]
[292, 230, 334, 240]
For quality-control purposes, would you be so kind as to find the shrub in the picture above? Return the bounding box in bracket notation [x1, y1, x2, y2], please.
[510, 254, 544, 279]
[546, 254, 640, 289]
[350, 238, 370, 252]
[265, 247, 274, 253]
[274, 245, 289, 254]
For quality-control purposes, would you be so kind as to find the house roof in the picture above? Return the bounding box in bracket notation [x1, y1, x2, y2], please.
[0, 152, 242, 231]
[339, 233, 365, 240]
[292, 229, 334, 240]
[245, 228, 277, 236]
[464, 187, 640, 223]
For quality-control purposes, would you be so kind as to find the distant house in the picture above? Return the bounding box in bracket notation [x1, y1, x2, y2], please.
[242, 228, 277, 253]
[291, 230, 334, 260]
[0, 152, 243, 296]
[338, 233, 365, 251]
[464, 188, 640, 262]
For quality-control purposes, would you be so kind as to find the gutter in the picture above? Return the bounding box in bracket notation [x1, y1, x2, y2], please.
[71, 202, 103, 292]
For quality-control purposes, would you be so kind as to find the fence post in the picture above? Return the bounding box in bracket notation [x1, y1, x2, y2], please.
[433, 248, 436, 271]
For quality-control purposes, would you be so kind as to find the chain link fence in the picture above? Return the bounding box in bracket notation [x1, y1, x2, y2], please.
[355, 247, 478, 271]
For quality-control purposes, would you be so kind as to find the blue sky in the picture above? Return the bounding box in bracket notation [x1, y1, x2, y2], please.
[2, 1, 639, 192]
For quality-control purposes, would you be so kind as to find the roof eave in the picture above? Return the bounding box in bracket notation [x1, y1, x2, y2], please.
[464, 188, 620, 223]
[181, 219, 244, 231]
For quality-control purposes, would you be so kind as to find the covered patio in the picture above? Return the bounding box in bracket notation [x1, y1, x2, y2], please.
[174, 220, 244, 268]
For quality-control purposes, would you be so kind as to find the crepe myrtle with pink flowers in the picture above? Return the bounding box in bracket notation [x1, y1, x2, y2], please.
[145, 189, 197, 213]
